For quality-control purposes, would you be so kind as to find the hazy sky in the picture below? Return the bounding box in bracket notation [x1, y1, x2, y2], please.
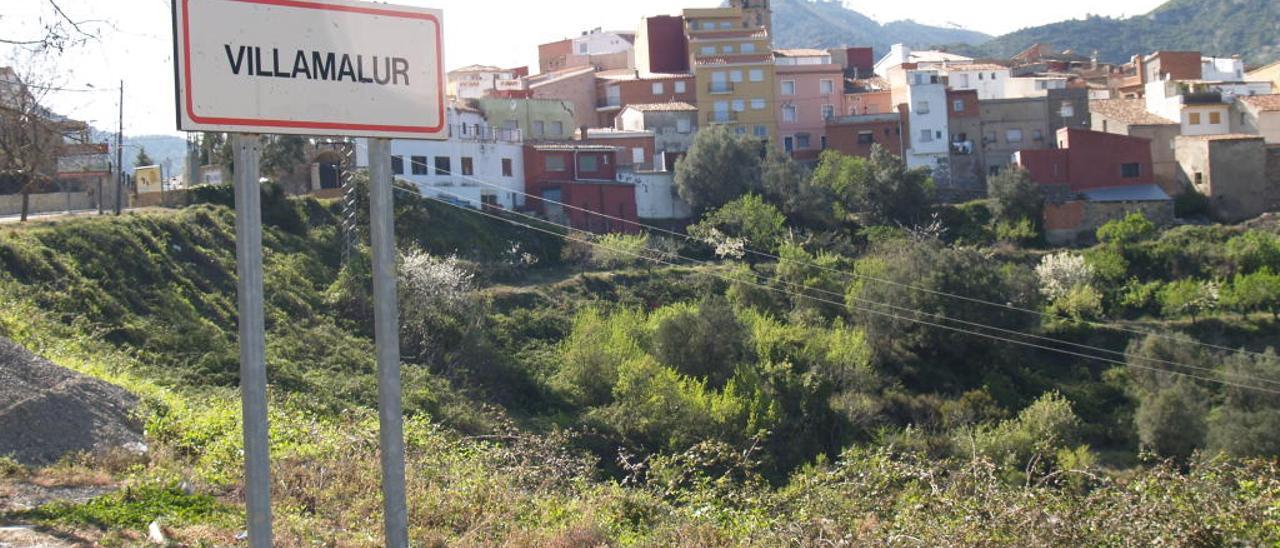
[1, 0, 1165, 136]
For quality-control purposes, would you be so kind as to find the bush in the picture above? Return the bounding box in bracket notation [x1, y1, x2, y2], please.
[650, 297, 753, 388]
[1174, 188, 1211, 218]
[689, 194, 786, 257]
[987, 167, 1043, 223]
[1135, 381, 1208, 461]
[1158, 279, 1219, 323]
[1097, 212, 1156, 246]
[591, 233, 652, 270]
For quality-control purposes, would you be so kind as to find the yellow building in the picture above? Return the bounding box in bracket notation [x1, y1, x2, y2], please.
[1246, 61, 1280, 94]
[683, 6, 777, 141]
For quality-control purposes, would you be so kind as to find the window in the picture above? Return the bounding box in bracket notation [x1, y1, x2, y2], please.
[953, 99, 965, 113]
[820, 79, 834, 95]
[579, 154, 599, 172]
[533, 121, 545, 137]
[503, 119, 518, 130]
[730, 70, 743, 83]
[433, 156, 451, 176]
[732, 99, 745, 112]
[411, 155, 429, 175]
[741, 43, 756, 53]
[1060, 102, 1075, 118]
[1194, 172, 1204, 186]
[546, 155, 566, 172]
[783, 105, 797, 122]
[1189, 112, 1202, 125]
[781, 80, 795, 95]
[501, 158, 513, 177]
[391, 155, 404, 175]
[722, 45, 734, 54]
[1006, 129, 1024, 143]
[632, 148, 645, 164]
[958, 74, 970, 87]
[753, 126, 768, 138]
[857, 131, 874, 144]
[751, 98, 766, 110]
[735, 127, 748, 136]
[701, 46, 716, 56]
[719, 21, 731, 29]
[652, 82, 664, 95]
[991, 72, 998, 80]
[920, 129, 934, 143]
[1121, 163, 1141, 178]
[578, 43, 588, 54]
[676, 117, 692, 134]
[1033, 129, 1044, 141]
[749, 69, 764, 82]
[550, 121, 564, 136]
[796, 133, 811, 149]
[674, 80, 687, 94]
[1209, 111, 1222, 125]
[978, 72, 984, 81]
[822, 105, 835, 119]
[461, 157, 474, 176]
[783, 136, 794, 152]
[821, 136, 828, 149]
[916, 101, 930, 114]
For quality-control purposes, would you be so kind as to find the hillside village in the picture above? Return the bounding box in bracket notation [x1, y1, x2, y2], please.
[4, 0, 1280, 545]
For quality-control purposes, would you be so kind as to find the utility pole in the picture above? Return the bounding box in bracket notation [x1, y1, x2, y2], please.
[115, 80, 124, 215]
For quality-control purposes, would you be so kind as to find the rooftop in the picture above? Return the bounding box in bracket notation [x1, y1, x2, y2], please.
[774, 49, 830, 58]
[1089, 98, 1178, 126]
[1082, 184, 1171, 203]
[449, 64, 507, 74]
[527, 65, 596, 86]
[694, 53, 774, 67]
[1178, 133, 1266, 141]
[530, 144, 620, 152]
[1239, 94, 1280, 112]
[582, 128, 656, 138]
[941, 63, 1009, 72]
[623, 102, 698, 112]
[595, 69, 693, 81]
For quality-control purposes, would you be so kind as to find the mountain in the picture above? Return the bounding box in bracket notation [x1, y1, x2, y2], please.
[971, 0, 1280, 66]
[88, 129, 189, 176]
[770, 0, 991, 56]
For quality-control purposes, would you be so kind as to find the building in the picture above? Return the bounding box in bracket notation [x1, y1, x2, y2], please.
[616, 168, 693, 221]
[1246, 61, 1280, 92]
[685, 6, 777, 141]
[900, 68, 950, 173]
[946, 89, 983, 191]
[828, 47, 875, 78]
[580, 128, 657, 171]
[979, 89, 1090, 176]
[874, 44, 973, 76]
[730, 0, 772, 34]
[1090, 98, 1183, 194]
[634, 15, 690, 75]
[1041, 185, 1175, 245]
[1233, 95, 1280, 144]
[1145, 79, 1232, 137]
[1175, 134, 1278, 222]
[825, 112, 904, 158]
[472, 97, 577, 142]
[355, 105, 526, 210]
[940, 63, 1011, 100]
[524, 66, 599, 131]
[538, 29, 635, 74]
[595, 70, 696, 128]
[774, 49, 845, 159]
[447, 65, 526, 100]
[522, 143, 638, 233]
[616, 102, 699, 168]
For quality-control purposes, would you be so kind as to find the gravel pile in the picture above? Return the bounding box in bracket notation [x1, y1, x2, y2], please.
[0, 337, 144, 466]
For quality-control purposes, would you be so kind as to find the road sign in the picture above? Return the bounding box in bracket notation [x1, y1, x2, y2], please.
[172, 0, 446, 139]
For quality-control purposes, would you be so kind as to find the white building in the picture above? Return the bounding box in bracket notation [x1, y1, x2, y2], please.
[875, 44, 973, 77]
[1146, 79, 1234, 137]
[572, 29, 636, 57]
[447, 65, 525, 100]
[355, 105, 526, 210]
[902, 69, 950, 172]
[940, 64, 1010, 100]
[1201, 56, 1246, 82]
[617, 169, 692, 220]
[1234, 95, 1280, 144]
[1003, 76, 1069, 98]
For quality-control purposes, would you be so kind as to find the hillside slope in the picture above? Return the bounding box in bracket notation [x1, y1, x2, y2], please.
[974, 0, 1280, 65]
[771, 0, 990, 54]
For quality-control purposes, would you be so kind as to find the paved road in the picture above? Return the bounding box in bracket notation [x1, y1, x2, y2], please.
[0, 209, 105, 224]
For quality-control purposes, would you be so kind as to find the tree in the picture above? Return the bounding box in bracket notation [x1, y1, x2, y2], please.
[1222, 269, 1280, 319]
[1097, 212, 1157, 246]
[651, 297, 753, 388]
[760, 145, 832, 228]
[1207, 351, 1280, 458]
[689, 194, 786, 257]
[674, 126, 762, 214]
[0, 0, 99, 53]
[1225, 231, 1280, 275]
[810, 146, 931, 226]
[987, 166, 1044, 223]
[1036, 252, 1094, 301]
[1134, 381, 1208, 461]
[261, 135, 309, 188]
[134, 147, 154, 167]
[1158, 279, 1219, 323]
[0, 66, 64, 222]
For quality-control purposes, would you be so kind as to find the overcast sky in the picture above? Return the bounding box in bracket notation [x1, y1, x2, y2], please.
[1, 0, 1165, 136]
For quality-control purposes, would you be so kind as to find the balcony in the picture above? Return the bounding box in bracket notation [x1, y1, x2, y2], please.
[1183, 90, 1224, 105]
[708, 81, 735, 94]
[950, 140, 974, 155]
[448, 124, 522, 143]
[596, 97, 622, 110]
[709, 111, 738, 123]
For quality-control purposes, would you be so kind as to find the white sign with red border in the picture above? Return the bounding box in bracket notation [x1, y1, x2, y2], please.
[173, 0, 446, 139]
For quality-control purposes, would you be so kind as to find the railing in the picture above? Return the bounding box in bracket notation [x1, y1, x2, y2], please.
[448, 124, 522, 143]
[708, 81, 735, 94]
[597, 97, 622, 109]
[709, 111, 738, 123]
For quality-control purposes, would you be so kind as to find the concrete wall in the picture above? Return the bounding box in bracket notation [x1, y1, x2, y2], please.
[980, 96, 1051, 174]
[617, 110, 697, 155]
[528, 70, 598, 133]
[1175, 136, 1272, 222]
[617, 169, 692, 220]
[1044, 198, 1175, 245]
[0, 192, 92, 216]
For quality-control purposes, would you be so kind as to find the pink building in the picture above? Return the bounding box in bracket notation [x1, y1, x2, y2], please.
[775, 49, 846, 160]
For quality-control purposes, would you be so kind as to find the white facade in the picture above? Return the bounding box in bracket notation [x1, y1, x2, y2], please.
[616, 169, 692, 220]
[572, 29, 634, 57]
[355, 107, 526, 210]
[1003, 76, 1068, 98]
[1201, 56, 1245, 82]
[902, 69, 949, 171]
[447, 66, 523, 100]
[1234, 99, 1280, 144]
[1145, 80, 1232, 137]
[875, 43, 973, 77]
[943, 66, 1010, 100]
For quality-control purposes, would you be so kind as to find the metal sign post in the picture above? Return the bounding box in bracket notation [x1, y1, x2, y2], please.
[230, 133, 273, 547]
[172, 1, 445, 544]
[368, 138, 408, 546]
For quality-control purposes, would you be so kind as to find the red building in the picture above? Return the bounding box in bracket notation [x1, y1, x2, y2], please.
[637, 15, 689, 74]
[580, 128, 657, 171]
[825, 112, 905, 158]
[595, 70, 697, 127]
[1015, 128, 1154, 191]
[523, 144, 639, 234]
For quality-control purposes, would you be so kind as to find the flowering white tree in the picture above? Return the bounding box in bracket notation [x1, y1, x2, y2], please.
[1036, 252, 1094, 302]
[399, 249, 475, 317]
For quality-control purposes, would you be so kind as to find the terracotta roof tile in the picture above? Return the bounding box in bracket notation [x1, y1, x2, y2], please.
[1090, 99, 1178, 126]
[1239, 94, 1280, 113]
[624, 102, 698, 112]
[774, 49, 830, 58]
[941, 63, 1009, 72]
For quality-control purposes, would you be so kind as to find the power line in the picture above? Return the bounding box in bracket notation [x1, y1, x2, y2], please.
[431, 168, 1277, 360]
[388, 183, 1280, 397]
